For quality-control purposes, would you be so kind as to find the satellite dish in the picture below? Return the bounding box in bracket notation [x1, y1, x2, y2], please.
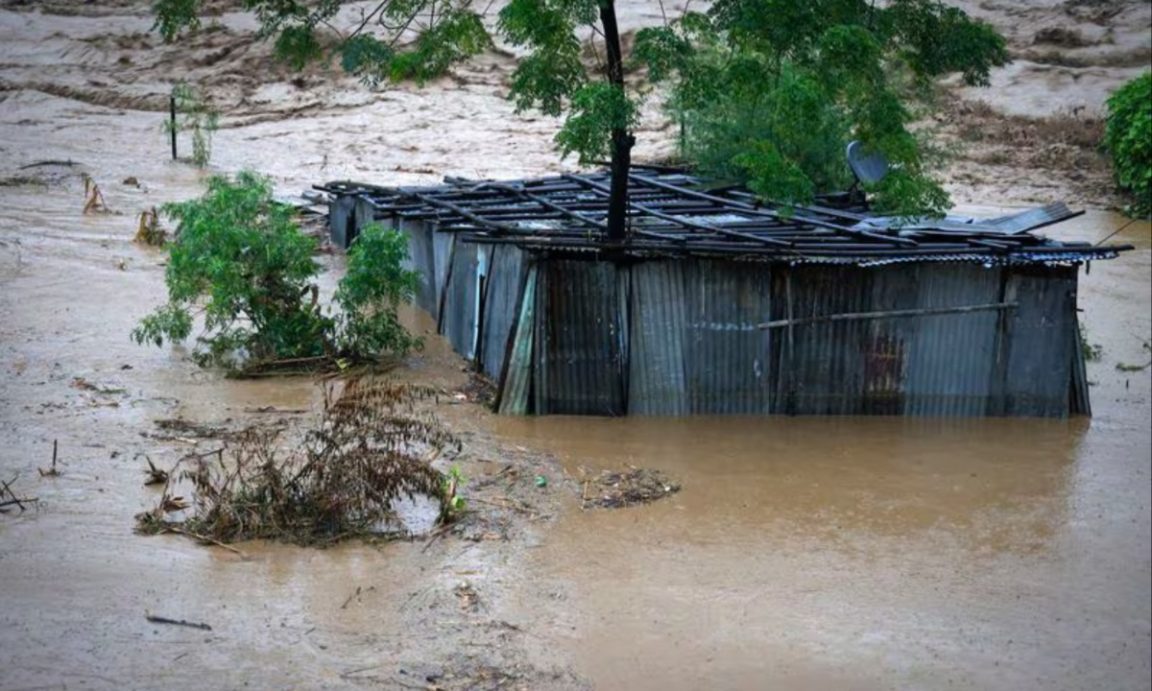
[846, 140, 889, 185]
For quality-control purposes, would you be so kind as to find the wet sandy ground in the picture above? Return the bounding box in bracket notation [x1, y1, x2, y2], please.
[2, 2, 1151, 690]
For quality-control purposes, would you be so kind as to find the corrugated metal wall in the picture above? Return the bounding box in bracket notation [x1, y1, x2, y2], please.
[479, 245, 526, 382]
[684, 260, 774, 414]
[629, 262, 689, 415]
[899, 264, 1004, 417]
[534, 260, 626, 415]
[439, 236, 479, 360]
[398, 218, 438, 317]
[328, 195, 357, 249]
[773, 265, 872, 415]
[1000, 265, 1078, 416]
[497, 265, 536, 415]
[380, 231, 1084, 418]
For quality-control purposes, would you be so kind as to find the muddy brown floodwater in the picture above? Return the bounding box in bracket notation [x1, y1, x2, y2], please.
[2, 2, 1150, 690]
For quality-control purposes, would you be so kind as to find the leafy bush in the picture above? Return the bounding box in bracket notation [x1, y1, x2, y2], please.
[336, 223, 422, 358]
[134, 172, 420, 372]
[1105, 72, 1152, 217]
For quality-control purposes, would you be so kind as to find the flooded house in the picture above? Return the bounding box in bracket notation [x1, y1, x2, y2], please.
[319, 168, 1131, 418]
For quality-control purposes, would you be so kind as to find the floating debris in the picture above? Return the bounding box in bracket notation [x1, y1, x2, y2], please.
[136, 380, 460, 545]
[580, 466, 681, 509]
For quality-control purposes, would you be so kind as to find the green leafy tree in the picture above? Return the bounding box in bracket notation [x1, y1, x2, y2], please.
[153, 0, 640, 239]
[633, 0, 1009, 215]
[1105, 72, 1151, 218]
[133, 172, 420, 371]
[153, 1, 1006, 227]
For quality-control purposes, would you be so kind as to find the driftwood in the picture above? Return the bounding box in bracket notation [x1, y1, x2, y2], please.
[0, 476, 37, 512]
[19, 159, 81, 170]
[146, 614, 213, 631]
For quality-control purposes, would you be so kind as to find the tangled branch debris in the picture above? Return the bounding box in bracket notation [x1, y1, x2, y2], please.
[579, 466, 681, 510]
[0, 476, 38, 513]
[136, 379, 461, 545]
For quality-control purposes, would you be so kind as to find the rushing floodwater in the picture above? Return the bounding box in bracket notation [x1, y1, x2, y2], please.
[1, 3, 1149, 686]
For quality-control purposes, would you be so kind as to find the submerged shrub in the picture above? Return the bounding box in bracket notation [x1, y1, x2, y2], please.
[336, 224, 422, 358]
[1104, 72, 1152, 217]
[134, 172, 420, 372]
[137, 380, 461, 544]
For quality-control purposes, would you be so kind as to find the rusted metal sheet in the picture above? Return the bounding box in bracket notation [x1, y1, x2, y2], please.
[629, 261, 688, 415]
[861, 266, 918, 415]
[479, 246, 526, 382]
[497, 265, 536, 415]
[684, 260, 773, 414]
[1001, 265, 1078, 417]
[534, 260, 624, 415]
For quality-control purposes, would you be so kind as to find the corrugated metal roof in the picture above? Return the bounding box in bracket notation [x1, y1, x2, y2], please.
[317, 169, 1133, 266]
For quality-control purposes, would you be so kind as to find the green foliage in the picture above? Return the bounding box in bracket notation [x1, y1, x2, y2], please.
[555, 82, 638, 164]
[133, 173, 420, 372]
[443, 465, 467, 515]
[274, 24, 324, 70]
[152, 1, 1007, 220]
[340, 34, 395, 87]
[635, 0, 1009, 215]
[133, 172, 327, 369]
[336, 224, 422, 358]
[389, 8, 492, 84]
[151, 0, 201, 42]
[165, 83, 219, 167]
[1079, 322, 1103, 362]
[1104, 72, 1152, 218]
[151, 0, 626, 167]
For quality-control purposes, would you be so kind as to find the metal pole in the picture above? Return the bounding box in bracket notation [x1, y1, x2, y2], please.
[169, 95, 177, 161]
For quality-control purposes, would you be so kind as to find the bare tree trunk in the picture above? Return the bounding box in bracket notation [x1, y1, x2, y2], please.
[599, 0, 633, 243]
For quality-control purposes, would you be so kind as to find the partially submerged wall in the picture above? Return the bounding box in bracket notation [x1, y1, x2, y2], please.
[331, 198, 1089, 418]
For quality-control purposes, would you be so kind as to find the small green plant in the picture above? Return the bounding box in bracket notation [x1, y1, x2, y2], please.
[133, 172, 421, 373]
[1079, 322, 1103, 362]
[443, 465, 467, 516]
[165, 83, 219, 167]
[1104, 72, 1151, 218]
